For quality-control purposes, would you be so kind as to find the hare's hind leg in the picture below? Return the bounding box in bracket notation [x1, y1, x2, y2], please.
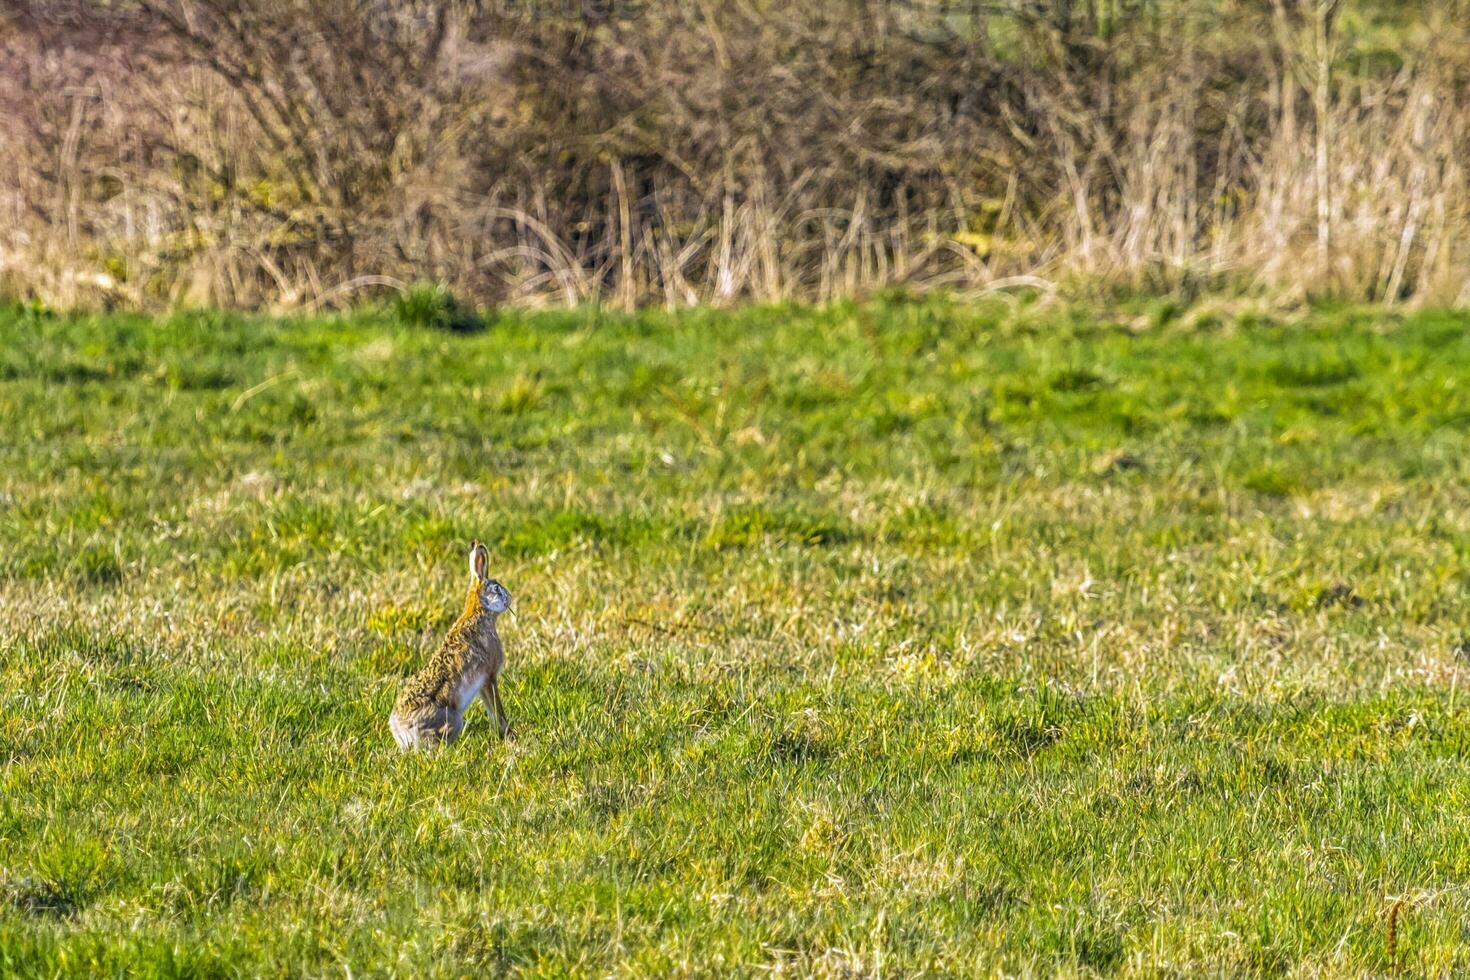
[438, 710, 465, 746]
[482, 677, 512, 740]
[389, 712, 415, 749]
[389, 708, 461, 749]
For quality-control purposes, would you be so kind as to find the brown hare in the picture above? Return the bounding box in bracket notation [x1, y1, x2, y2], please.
[389, 541, 513, 749]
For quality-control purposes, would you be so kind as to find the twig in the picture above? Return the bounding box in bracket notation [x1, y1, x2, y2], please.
[230, 367, 299, 413]
[1386, 895, 1406, 976]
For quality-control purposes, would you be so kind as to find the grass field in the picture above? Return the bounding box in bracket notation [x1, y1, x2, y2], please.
[6, 295, 1470, 975]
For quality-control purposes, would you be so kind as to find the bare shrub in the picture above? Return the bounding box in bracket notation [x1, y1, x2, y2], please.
[1, 0, 1468, 309]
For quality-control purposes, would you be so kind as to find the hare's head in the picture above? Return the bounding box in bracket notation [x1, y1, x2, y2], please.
[469, 540, 512, 613]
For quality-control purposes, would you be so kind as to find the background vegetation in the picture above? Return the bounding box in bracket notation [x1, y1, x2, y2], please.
[7, 2, 1470, 974]
[4, 0, 1470, 310]
[6, 295, 1470, 973]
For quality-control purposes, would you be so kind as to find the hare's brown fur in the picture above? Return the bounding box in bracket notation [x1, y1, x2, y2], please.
[389, 543, 511, 748]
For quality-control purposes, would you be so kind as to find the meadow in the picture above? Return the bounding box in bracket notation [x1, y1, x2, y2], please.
[6, 294, 1470, 975]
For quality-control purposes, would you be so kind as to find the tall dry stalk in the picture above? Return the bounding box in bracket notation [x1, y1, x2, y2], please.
[2, 1, 1469, 310]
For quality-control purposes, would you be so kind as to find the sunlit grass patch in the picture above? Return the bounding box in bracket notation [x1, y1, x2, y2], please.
[5, 297, 1470, 974]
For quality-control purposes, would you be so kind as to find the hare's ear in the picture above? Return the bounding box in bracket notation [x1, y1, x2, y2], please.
[469, 541, 490, 580]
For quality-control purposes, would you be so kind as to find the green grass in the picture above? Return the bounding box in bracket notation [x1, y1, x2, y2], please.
[5, 295, 1470, 975]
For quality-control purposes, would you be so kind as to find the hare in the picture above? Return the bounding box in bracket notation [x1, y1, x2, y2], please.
[389, 541, 513, 749]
